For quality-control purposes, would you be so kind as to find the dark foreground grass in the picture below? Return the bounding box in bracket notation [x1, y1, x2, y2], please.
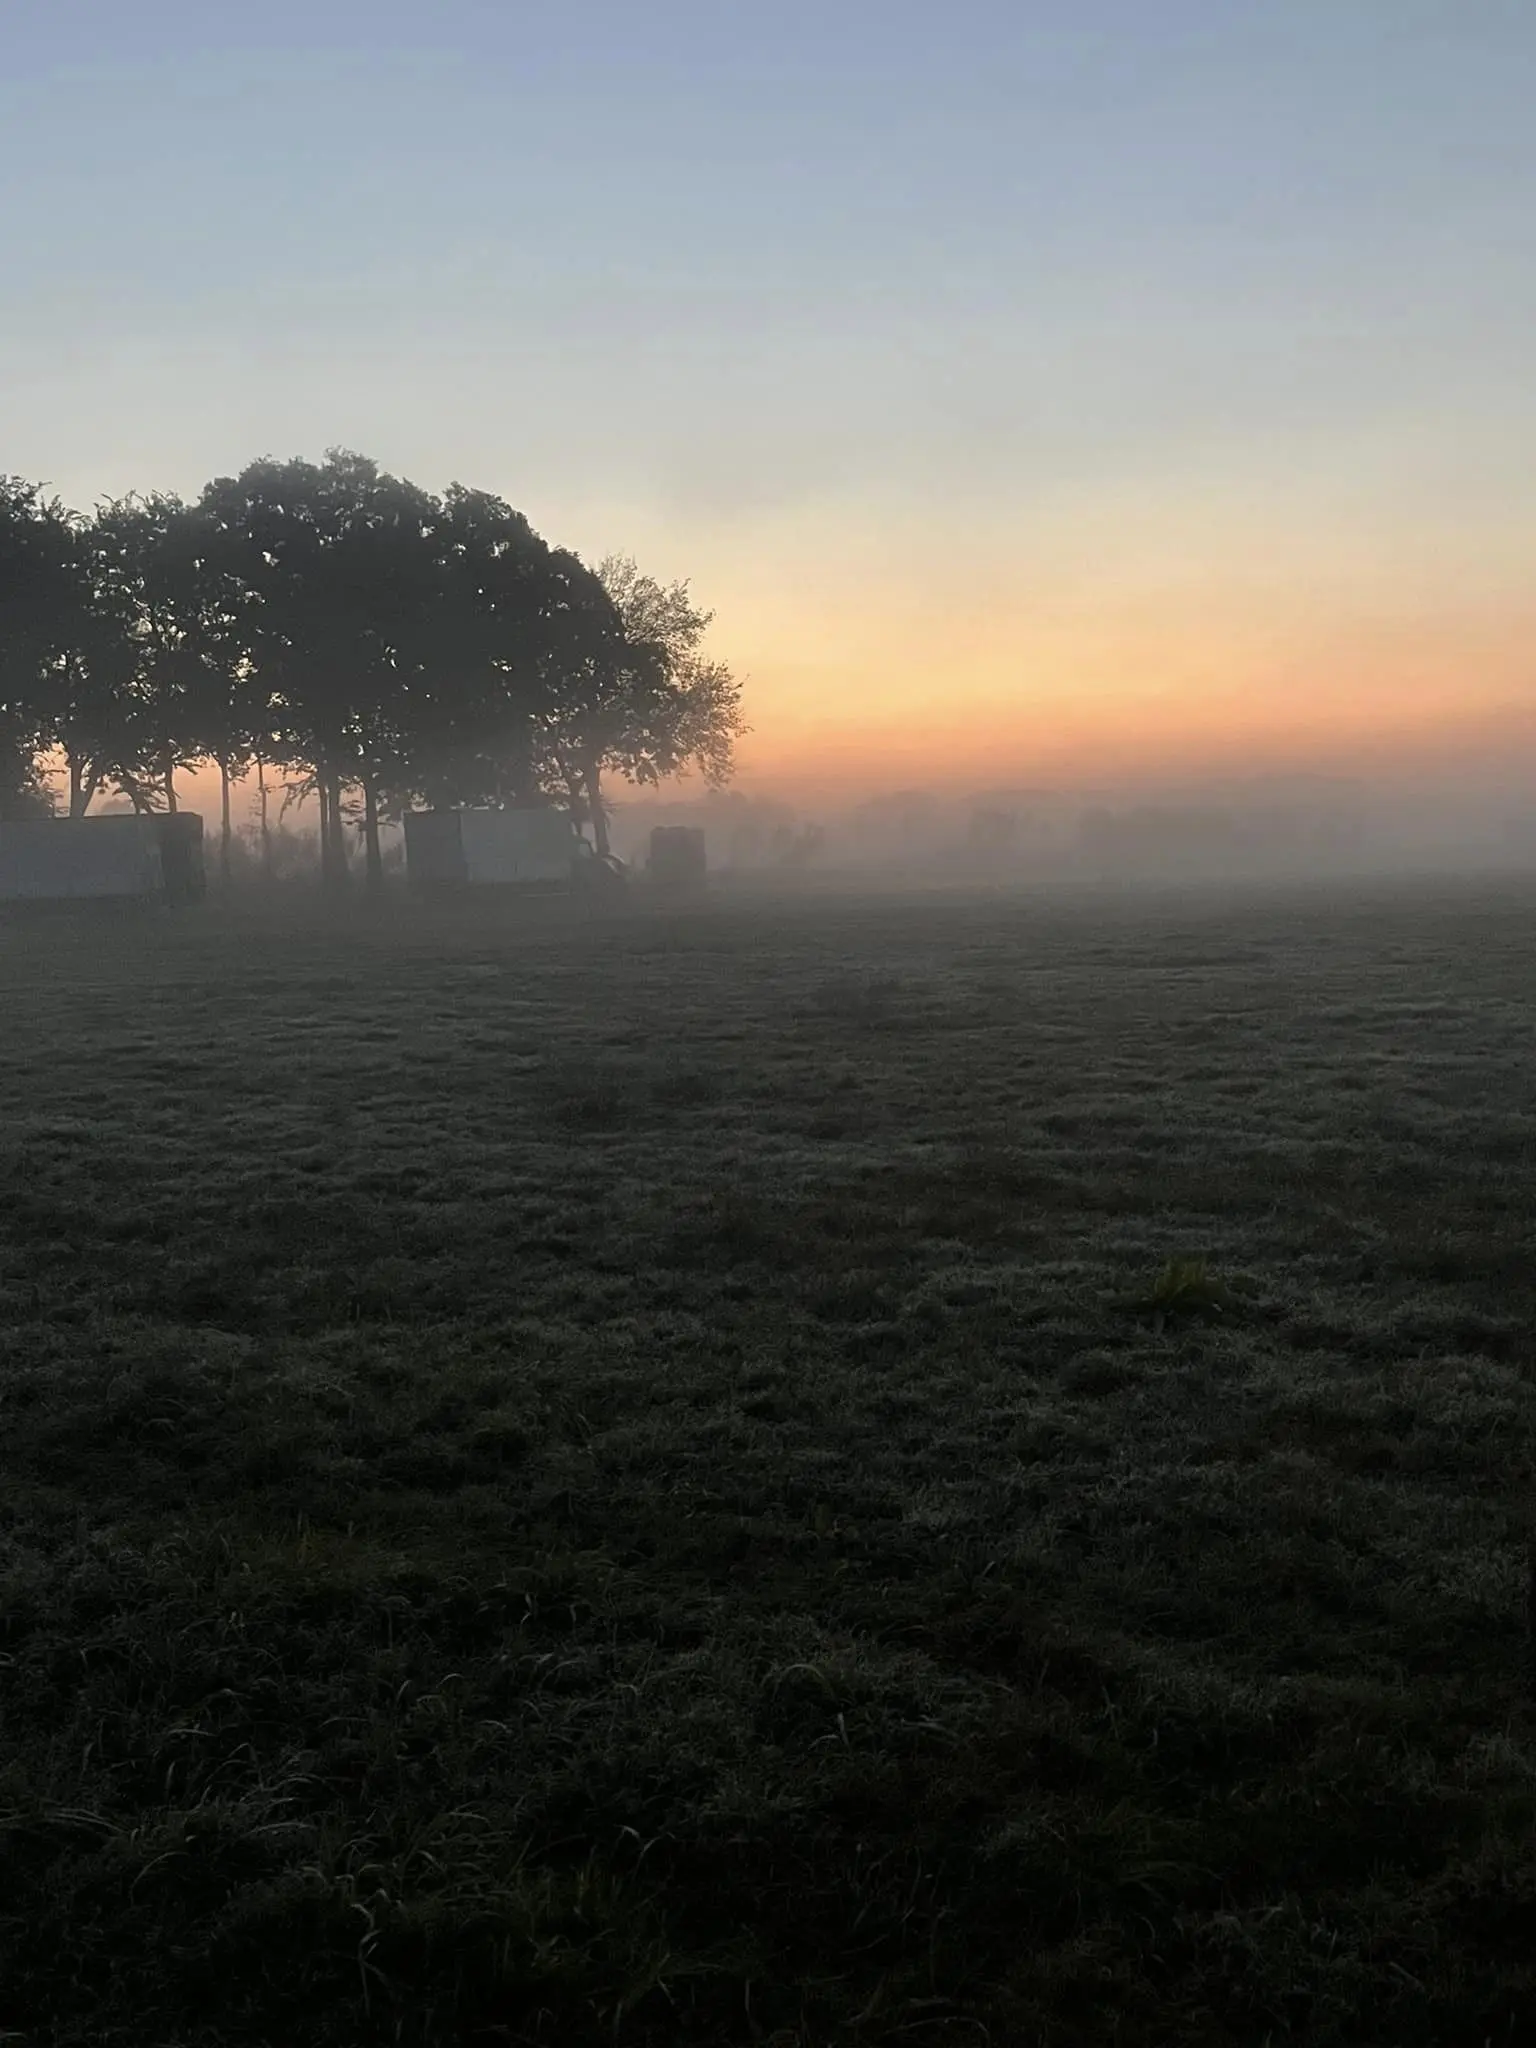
[2, 878, 1535, 2045]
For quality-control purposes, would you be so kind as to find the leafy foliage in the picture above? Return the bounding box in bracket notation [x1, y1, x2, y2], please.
[0, 453, 744, 880]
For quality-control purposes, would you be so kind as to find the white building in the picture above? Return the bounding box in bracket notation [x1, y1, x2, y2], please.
[0, 814, 205, 904]
[403, 808, 588, 888]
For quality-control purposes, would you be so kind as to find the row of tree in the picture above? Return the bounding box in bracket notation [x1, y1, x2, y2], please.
[0, 449, 745, 887]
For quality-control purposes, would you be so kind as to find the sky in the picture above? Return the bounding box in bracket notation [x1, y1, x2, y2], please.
[3, 0, 1535, 804]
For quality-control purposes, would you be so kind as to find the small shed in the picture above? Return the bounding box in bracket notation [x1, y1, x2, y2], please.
[648, 826, 707, 890]
[403, 808, 584, 888]
[0, 813, 205, 905]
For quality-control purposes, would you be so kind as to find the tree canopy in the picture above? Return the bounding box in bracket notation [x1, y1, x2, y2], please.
[0, 450, 747, 879]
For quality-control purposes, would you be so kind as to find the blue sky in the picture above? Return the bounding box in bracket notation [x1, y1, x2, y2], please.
[4, 0, 1534, 787]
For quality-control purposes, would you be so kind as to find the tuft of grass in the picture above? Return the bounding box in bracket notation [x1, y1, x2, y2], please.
[1120, 1255, 1239, 1327]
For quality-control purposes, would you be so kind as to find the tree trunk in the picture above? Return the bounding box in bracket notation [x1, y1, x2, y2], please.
[584, 758, 610, 857]
[256, 757, 273, 878]
[163, 754, 178, 814]
[317, 768, 348, 892]
[362, 777, 383, 894]
[218, 755, 233, 888]
[66, 752, 102, 818]
[326, 782, 347, 888]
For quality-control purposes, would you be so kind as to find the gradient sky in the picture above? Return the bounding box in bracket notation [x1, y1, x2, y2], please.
[4, 1, 1534, 799]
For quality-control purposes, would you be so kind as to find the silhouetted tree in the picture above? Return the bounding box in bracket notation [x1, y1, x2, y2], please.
[2, 453, 747, 870]
[560, 555, 747, 848]
[25, 498, 147, 815]
[197, 451, 446, 891]
[520, 550, 641, 855]
[121, 494, 270, 883]
[386, 485, 571, 815]
[90, 495, 213, 816]
[0, 476, 58, 815]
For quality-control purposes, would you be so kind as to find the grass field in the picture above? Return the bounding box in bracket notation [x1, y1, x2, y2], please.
[3, 878, 1535, 2046]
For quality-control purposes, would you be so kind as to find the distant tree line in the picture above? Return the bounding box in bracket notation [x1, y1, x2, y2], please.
[0, 450, 745, 888]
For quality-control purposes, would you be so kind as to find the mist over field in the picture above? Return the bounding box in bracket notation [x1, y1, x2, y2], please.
[575, 768, 1536, 889]
[161, 746, 1536, 897]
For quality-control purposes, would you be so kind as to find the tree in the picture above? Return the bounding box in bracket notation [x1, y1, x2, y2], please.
[595, 560, 747, 792]
[379, 484, 565, 816]
[153, 497, 270, 886]
[0, 749, 49, 819]
[90, 495, 211, 817]
[8, 491, 147, 816]
[0, 477, 57, 816]
[197, 451, 446, 891]
[3, 450, 748, 871]
[530, 555, 747, 851]
[520, 550, 641, 855]
[380, 489, 678, 841]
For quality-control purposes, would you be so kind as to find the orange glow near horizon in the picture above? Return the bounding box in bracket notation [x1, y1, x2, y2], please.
[157, 480, 1536, 825]
[687, 538, 1536, 802]
[724, 608, 1536, 798]
[523, 457, 1530, 806]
